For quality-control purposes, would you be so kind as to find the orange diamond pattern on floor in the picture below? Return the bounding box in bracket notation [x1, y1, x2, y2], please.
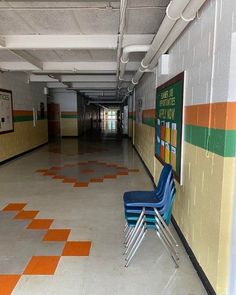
[23, 256, 60, 275]
[74, 182, 89, 187]
[0, 203, 92, 294]
[43, 229, 71, 241]
[35, 161, 139, 188]
[62, 241, 92, 256]
[14, 210, 39, 220]
[0, 275, 21, 295]
[2, 203, 27, 211]
[27, 219, 54, 230]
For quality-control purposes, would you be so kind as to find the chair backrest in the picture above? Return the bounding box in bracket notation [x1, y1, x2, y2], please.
[155, 169, 174, 208]
[162, 184, 176, 225]
[155, 164, 172, 197]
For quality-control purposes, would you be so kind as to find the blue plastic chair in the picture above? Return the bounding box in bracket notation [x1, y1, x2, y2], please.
[122, 165, 179, 267]
[125, 183, 178, 267]
[123, 164, 172, 207]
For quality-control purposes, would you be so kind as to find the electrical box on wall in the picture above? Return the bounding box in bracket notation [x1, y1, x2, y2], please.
[44, 87, 48, 95]
[158, 54, 169, 76]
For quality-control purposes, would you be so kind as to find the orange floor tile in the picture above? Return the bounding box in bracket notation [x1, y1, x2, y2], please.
[23, 256, 60, 275]
[74, 182, 88, 187]
[14, 210, 39, 220]
[2, 203, 27, 211]
[27, 219, 54, 230]
[117, 171, 129, 175]
[63, 178, 77, 183]
[90, 178, 103, 183]
[104, 175, 117, 179]
[0, 275, 21, 295]
[53, 175, 65, 179]
[43, 229, 71, 241]
[62, 241, 92, 256]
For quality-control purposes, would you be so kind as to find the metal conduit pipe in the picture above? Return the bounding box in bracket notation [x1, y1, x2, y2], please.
[135, 0, 192, 72]
[128, 0, 207, 92]
[119, 45, 150, 80]
[88, 99, 126, 105]
[148, 0, 207, 69]
[116, 0, 128, 81]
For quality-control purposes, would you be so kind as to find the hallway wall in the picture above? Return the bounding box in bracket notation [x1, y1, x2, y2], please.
[0, 72, 47, 162]
[49, 90, 78, 136]
[130, 1, 236, 294]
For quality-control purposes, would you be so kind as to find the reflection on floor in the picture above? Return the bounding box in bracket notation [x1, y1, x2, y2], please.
[0, 125, 207, 295]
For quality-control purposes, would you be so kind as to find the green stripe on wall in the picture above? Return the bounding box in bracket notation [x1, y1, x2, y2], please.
[184, 125, 236, 157]
[142, 117, 155, 127]
[61, 114, 79, 119]
[13, 116, 33, 122]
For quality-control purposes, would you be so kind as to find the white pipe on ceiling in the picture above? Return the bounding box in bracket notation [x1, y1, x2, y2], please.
[119, 44, 150, 81]
[116, 0, 128, 96]
[148, 0, 207, 69]
[125, 0, 207, 94]
[88, 99, 125, 105]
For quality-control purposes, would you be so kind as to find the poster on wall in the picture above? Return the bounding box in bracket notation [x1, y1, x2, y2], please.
[0, 89, 14, 134]
[155, 72, 184, 183]
[136, 99, 143, 124]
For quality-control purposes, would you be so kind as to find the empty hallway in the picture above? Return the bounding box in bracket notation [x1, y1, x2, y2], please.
[0, 0, 236, 294]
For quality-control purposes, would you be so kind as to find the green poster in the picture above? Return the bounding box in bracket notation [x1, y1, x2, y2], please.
[155, 73, 184, 183]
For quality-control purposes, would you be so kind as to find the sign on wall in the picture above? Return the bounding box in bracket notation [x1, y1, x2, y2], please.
[136, 98, 143, 124]
[0, 89, 14, 134]
[155, 72, 184, 183]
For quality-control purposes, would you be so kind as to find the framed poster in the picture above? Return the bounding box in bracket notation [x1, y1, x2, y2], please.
[0, 89, 14, 134]
[136, 99, 143, 124]
[155, 72, 184, 183]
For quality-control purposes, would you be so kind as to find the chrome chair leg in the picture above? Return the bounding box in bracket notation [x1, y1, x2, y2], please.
[155, 217, 179, 258]
[125, 215, 145, 248]
[155, 223, 179, 262]
[124, 208, 145, 244]
[124, 217, 145, 254]
[124, 222, 128, 232]
[125, 224, 146, 260]
[125, 227, 147, 267]
[154, 208, 178, 247]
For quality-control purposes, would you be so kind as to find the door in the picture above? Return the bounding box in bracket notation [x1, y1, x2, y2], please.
[47, 103, 61, 139]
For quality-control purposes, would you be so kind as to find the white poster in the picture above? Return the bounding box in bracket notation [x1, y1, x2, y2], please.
[136, 99, 143, 124]
[0, 89, 13, 134]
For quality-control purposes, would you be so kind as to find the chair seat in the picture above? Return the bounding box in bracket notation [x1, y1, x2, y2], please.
[123, 190, 161, 207]
[125, 206, 156, 215]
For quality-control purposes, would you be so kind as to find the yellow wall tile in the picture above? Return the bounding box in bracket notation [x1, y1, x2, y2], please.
[61, 118, 78, 136]
[0, 120, 48, 162]
[134, 126, 235, 294]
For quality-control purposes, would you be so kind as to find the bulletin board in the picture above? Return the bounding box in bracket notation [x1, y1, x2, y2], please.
[155, 72, 184, 183]
[0, 89, 14, 134]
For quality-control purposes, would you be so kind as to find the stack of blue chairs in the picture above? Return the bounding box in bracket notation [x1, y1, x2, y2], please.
[123, 164, 179, 267]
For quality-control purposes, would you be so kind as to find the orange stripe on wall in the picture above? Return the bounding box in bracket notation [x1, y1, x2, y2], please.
[13, 110, 33, 116]
[185, 102, 236, 130]
[142, 109, 155, 118]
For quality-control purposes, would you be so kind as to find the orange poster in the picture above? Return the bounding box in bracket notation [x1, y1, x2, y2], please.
[171, 123, 177, 147]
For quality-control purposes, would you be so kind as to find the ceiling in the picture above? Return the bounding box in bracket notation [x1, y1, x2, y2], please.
[0, 0, 170, 102]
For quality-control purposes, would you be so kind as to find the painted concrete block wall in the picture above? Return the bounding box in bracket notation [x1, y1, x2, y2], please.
[0, 72, 47, 162]
[131, 1, 236, 294]
[50, 90, 78, 136]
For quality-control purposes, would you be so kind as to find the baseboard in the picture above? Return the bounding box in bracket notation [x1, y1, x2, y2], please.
[130, 138, 216, 295]
[0, 142, 48, 166]
[171, 217, 216, 295]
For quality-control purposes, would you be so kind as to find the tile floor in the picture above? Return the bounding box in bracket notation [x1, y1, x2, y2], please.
[0, 129, 207, 295]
